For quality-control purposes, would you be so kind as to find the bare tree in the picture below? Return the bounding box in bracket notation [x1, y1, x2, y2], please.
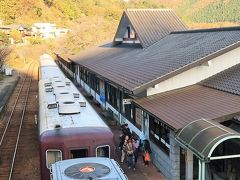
[0, 47, 11, 72]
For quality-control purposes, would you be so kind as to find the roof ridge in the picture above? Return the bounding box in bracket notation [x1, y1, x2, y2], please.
[172, 26, 240, 34]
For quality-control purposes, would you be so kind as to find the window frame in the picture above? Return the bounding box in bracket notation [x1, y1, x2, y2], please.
[45, 149, 62, 169]
[149, 115, 170, 155]
[95, 145, 110, 158]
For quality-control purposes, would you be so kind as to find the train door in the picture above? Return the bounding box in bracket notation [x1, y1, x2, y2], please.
[70, 148, 88, 158]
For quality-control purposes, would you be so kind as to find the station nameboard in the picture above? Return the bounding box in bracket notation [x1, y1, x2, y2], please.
[123, 99, 132, 105]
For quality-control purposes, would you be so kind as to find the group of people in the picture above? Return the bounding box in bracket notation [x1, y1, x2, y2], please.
[118, 123, 151, 171]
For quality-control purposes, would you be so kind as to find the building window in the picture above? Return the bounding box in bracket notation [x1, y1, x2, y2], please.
[106, 83, 120, 110]
[122, 93, 133, 122]
[80, 67, 84, 79]
[85, 71, 89, 84]
[89, 73, 94, 89]
[94, 76, 100, 94]
[135, 107, 142, 130]
[88, 74, 100, 94]
[46, 149, 62, 169]
[149, 115, 170, 155]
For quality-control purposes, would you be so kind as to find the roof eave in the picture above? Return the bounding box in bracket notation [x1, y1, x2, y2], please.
[71, 62, 134, 95]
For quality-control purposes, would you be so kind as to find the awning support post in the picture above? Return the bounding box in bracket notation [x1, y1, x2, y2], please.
[198, 160, 205, 180]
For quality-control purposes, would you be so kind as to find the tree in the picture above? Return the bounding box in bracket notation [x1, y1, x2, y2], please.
[44, 0, 54, 7]
[0, 31, 10, 46]
[0, 47, 11, 72]
[35, 7, 42, 17]
[10, 30, 22, 44]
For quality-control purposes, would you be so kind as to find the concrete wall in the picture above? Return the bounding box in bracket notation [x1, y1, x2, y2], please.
[147, 47, 240, 96]
[150, 131, 180, 180]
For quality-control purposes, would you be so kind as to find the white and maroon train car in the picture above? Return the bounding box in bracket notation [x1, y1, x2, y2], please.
[38, 54, 115, 180]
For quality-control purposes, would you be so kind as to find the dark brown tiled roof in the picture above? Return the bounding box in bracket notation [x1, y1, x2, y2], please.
[55, 53, 73, 63]
[134, 85, 240, 130]
[71, 27, 240, 94]
[120, 9, 187, 48]
[201, 64, 240, 95]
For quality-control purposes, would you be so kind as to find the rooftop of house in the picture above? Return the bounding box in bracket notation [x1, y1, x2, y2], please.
[70, 26, 240, 94]
[134, 84, 240, 130]
[200, 63, 240, 96]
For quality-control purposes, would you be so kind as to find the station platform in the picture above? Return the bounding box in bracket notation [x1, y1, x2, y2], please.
[0, 70, 19, 115]
[79, 88, 167, 180]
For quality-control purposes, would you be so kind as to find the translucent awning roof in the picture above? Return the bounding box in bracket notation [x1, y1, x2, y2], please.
[175, 119, 240, 162]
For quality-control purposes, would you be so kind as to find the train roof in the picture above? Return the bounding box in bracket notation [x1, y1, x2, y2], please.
[50, 157, 128, 180]
[39, 54, 66, 80]
[39, 77, 109, 135]
[40, 54, 57, 67]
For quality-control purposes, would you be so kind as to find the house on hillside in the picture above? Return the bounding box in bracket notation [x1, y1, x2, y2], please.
[31, 23, 69, 38]
[31, 23, 57, 38]
[56, 9, 240, 180]
[0, 24, 29, 35]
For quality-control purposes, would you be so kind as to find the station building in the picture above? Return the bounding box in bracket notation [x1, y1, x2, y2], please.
[56, 9, 240, 180]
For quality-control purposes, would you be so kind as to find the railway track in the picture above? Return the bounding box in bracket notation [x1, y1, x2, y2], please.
[0, 62, 40, 180]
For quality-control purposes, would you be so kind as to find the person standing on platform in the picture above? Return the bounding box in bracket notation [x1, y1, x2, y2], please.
[122, 123, 132, 138]
[132, 137, 140, 164]
[120, 135, 129, 163]
[126, 139, 135, 171]
[142, 139, 151, 167]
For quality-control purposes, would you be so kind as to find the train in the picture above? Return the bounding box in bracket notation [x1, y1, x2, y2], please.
[38, 54, 115, 180]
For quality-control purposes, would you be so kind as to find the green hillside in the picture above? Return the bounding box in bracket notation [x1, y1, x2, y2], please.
[1, 0, 240, 67]
[0, 0, 164, 26]
[156, 0, 240, 24]
[1, 0, 239, 28]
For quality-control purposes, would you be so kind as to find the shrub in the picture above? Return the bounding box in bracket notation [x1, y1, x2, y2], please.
[27, 37, 43, 45]
[44, 0, 54, 7]
[10, 30, 22, 43]
[0, 31, 10, 46]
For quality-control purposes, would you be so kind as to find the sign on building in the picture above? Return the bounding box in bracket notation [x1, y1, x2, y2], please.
[123, 99, 132, 105]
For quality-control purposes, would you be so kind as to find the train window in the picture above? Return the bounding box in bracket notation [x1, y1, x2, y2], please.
[96, 145, 110, 158]
[46, 150, 62, 169]
[70, 149, 88, 158]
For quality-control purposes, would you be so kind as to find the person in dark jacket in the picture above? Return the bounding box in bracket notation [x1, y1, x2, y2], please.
[121, 123, 132, 137]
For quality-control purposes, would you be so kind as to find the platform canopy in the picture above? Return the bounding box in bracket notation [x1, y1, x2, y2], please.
[176, 119, 240, 162]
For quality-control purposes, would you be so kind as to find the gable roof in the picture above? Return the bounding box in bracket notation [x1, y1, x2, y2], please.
[134, 85, 240, 130]
[113, 9, 187, 48]
[71, 27, 240, 95]
[200, 63, 240, 96]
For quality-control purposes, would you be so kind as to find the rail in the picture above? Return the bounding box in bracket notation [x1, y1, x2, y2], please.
[0, 61, 36, 180]
[0, 73, 28, 146]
